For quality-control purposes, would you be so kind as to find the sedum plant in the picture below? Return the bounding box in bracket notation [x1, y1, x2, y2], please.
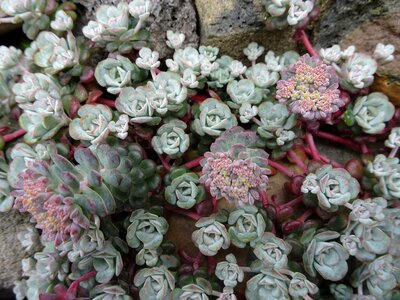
[0, 153, 13, 211]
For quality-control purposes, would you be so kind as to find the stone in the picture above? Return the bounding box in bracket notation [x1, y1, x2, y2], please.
[194, 0, 298, 61]
[0, 211, 38, 289]
[68, 0, 199, 58]
[312, 0, 400, 77]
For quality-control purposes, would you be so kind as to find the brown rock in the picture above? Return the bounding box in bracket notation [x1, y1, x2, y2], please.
[194, 0, 298, 60]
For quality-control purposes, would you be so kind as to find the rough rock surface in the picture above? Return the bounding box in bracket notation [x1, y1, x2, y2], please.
[194, 0, 298, 60]
[0, 211, 36, 289]
[69, 0, 199, 58]
[313, 0, 400, 76]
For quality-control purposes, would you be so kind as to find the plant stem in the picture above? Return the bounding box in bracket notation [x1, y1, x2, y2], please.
[207, 256, 217, 274]
[164, 203, 202, 220]
[389, 146, 399, 158]
[3, 129, 26, 143]
[211, 197, 218, 213]
[302, 145, 343, 168]
[251, 117, 263, 126]
[67, 270, 96, 295]
[277, 195, 304, 210]
[260, 191, 268, 207]
[240, 267, 253, 273]
[150, 69, 157, 80]
[268, 159, 296, 177]
[313, 130, 361, 151]
[178, 249, 196, 263]
[0, 17, 16, 23]
[296, 29, 318, 57]
[305, 132, 320, 160]
[298, 208, 314, 223]
[158, 153, 171, 171]
[287, 149, 308, 174]
[97, 98, 116, 108]
[183, 156, 204, 169]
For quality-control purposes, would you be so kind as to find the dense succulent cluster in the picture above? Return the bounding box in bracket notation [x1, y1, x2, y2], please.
[0, 1, 399, 300]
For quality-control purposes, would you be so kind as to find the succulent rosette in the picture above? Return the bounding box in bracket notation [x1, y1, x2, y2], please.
[69, 104, 113, 145]
[303, 231, 349, 281]
[95, 55, 147, 94]
[226, 79, 263, 108]
[200, 127, 270, 206]
[351, 92, 395, 135]
[340, 53, 377, 93]
[192, 216, 230, 256]
[175, 278, 212, 300]
[136, 248, 160, 267]
[215, 254, 244, 288]
[91, 284, 132, 300]
[301, 164, 360, 212]
[245, 63, 279, 89]
[288, 272, 318, 299]
[126, 209, 168, 250]
[256, 101, 298, 152]
[0, 154, 13, 212]
[151, 119, 190, 158]
[246, 269, 290, 300]
[134, 266, 175, 300]
[228, 205, 268, 248]
[253, 232, 292, 269]
[164, 168, 206, 209]
[192, 98, 237, 137]
[207, 55, 235, 89]
[329, 284, 354, 300]
[276, 54, 343, 120]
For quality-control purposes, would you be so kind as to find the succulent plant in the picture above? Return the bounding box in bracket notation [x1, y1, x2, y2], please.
[151, 119, 190, 158]
[228, 205, 268, 248]
[257, 101, 298, 152]
[207, 55, 235, 89]
[385, 127, 400, 149]
[215, 254, 244, 288]
[164, 167, 206, 209]
[303, 231, 349, 281]
[192, 216, 230, 256]
[200, 127, 270, 206]
[243, 42, 264, 62]
[126, 209, 168, 250]
[351, 92, 395, 135]
[95, 55, 147, 94]
[319, 45, 342, 64]
[91, 284, 132, 300]
[108, 114, 130, 140]
[82, 2, 151, 53]
[253, 233, 292, 269]
[69, 104, 113, 145]
[166, 30, 185, 50]
[136, 47, 160, 70]
[0, 154, 14, 212]
[17, 226, 40, 252]
[134, 266, 175, 300]
[340, 53, 377, 93]
[349, 197, 387, 226]
[276, 54, 343, 120]
[90, 242, 123, 283]
[0, 45, 22, 71]
[301, 164, 360, 212]
[246, 269, 290, 300]
[245, 63, 279, 89]
[192, 98, 237, 137]
[175, 278, 212, 300]
[373, 43, 395, 64]
[263, 0, 315, 29]
[18, 94, 70, 143]
[0, 0, 54, 39]
[50, 9, 73, 31]
[136, 248, 161, 267]
[288, 272, 318, 299]
[329, 284, 354, 300]
[25, 31, 85, 75]
[226, 79, 263, 109]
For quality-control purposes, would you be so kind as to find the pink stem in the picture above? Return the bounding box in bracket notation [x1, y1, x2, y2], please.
[287, 149, 308, 174]
[260, 191, 268, 207]
[277, 195, 304, 210]
[305, 132, 320, 160]
[158, 154, 171, 171]
[67, 271, 96, 296]
[164, 203, 202, 220]
[97, 98, 116, 108]
[193, 252, 204, 270]
[211, 197, 218, 213]
[302, 146, 343, 168]
[207, 256, 217, 274]
[178, 249, 197, 263]
[3, 129, 26, 143]
[313, 131, 361, 151]
[268, 159, 296, 177]
[183, 156, 204, 169]
[298, 208, 314, 223]
[297, 29, 318, 57]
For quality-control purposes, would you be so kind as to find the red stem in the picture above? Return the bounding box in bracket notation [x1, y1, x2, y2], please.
[302, 145, 343, 168]
[298, 208, 314, 223]
[260, 191, 268, 207]
[207, 256, 217, 274]
[305, 132, 320, 160]
[178, 249, 197, 263]
[183, 156, 204, 169]
[67, 271, 96, 296]
[97, 98, 116, 108]
[313, 131, 361, 151]
[268, 159, 296, 177]
[164, 203, 202, 220]
[277, 195, 304, 210]
[297, 29, 318, 57]
[3, 129, 26, 143]
[211, 197, 218, 213]
[287, 149, 308, 174]
[158, 154, 171, 171]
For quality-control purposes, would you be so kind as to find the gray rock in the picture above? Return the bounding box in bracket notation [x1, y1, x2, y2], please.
[69, 0, 199, 58]
[0, 211, 35, 289]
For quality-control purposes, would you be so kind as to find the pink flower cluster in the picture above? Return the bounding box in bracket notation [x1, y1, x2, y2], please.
[13, 165, 89, 245]
[200, 152, 269, 206]
[276, 54, 343, 120]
